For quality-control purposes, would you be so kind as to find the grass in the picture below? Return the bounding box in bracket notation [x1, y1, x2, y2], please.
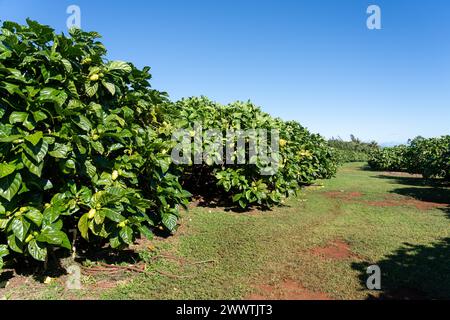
[1, 162, 450, 300]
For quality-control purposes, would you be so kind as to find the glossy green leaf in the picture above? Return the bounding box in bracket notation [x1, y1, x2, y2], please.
[27, 239, 47, 261]
[107, 61, 132, 73]
[0, 163, 16, 178]
[119, 226, 133, 245]
[24, 131, 43, 146]
[9, 111, 28, 124]
[78, 213, 89, 240]
[0, 172, 22, 201]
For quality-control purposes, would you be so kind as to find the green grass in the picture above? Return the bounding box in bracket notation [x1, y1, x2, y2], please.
[2, 162, 450, 299]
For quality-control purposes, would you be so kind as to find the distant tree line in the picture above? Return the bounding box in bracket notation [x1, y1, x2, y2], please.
[329, 135, 379, 163]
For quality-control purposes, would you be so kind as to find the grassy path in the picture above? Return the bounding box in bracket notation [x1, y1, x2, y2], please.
[1, 163, 450, 299]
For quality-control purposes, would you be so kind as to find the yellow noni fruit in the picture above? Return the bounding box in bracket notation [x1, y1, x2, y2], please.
[88, 208, 96, 219]
[112, 170, 119, 181]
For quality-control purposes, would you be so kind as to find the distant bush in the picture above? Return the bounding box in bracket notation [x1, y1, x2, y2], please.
[405, 136, 450, 179]
[329, 136, 378, 163]
[368, 145, 408, 172]
[368, 136, 450, 180]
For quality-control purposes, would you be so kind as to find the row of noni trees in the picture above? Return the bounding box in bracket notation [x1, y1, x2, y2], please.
[368, 136, 450, 180]
[0, 21, 337, 269]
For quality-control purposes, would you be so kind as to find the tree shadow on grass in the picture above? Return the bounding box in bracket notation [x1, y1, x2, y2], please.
[189, 191, 275, 213]
[352, 238, 450, 300]
[75, 246, 141, 266]
[0, 253, 68, 284]
[375, 174, 448, 188]
[375, 174, 450, 218]
[0, 244, 142, 286]
[390, 187, 450, 207]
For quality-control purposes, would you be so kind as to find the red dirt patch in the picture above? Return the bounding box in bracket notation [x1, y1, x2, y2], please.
[311, 240, 356, 260]
[323, 191, 363, 200]
[323, 190, 447, 211]
[246, 280, 331, 300]
[364, 199, 447, 211]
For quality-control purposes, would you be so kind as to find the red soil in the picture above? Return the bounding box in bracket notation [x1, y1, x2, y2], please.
[311, 240, 356, 260]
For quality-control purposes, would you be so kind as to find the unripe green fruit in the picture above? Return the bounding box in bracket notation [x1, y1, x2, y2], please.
[25, 234, 34, 244]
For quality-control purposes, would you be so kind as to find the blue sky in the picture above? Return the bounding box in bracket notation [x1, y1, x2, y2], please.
[1, 0, 449, 143]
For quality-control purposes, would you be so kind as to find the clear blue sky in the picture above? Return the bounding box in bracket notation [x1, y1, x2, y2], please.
[1, 0, 449, 143]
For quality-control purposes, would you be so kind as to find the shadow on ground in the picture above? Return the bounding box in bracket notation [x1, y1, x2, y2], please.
[376, 174, 449, 188]
[377, 174, 450, 217]
[0, 245, 142, 287]
[352, 238, 450, 300]
[0, 254, 68, 285]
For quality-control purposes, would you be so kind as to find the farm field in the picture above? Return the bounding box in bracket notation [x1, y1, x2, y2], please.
[1, 162, 449, 300]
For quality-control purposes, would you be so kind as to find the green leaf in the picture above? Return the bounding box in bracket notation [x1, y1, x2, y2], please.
[67, 81, 79, 98]
[43, 206, 61, 225]
[102, 81, 116, 95]
[73, 115, 92, 132]
[37, 228, 71, 250]
[49, 143, 71, 158]
[0, 244, 9, 258]
[91, 141, 105, 154]
[24, 208, 43, 227]
[24, 131, 43, 146]
[0, 134, 23, 143]
[0, 218, 8, 230]
[85, 82, 99, 97]
[84, 160, 97, 179]
[78, 213, 89, 240]
[107, 61, 132, 73]
[156, 158, 170, 173]
[94, 210, 105, 225]
[119, 226, 133, 245]
[139, 225, 153, 240]
[109, 236, 121, 249]
[9, 111, 28, 124]
[101, 208, 125, 223]
[0, 172, 22, 201]
[11, 217, 30, 242]
[32, 111, 48, 123]
[22, 153, 44, 177]
[23, 139, 48, 163]
[28, 239, 47, 261]
[7, 234, 23, 253]
[61, 59, 72, 73]
[162, 213, 178, 232]
[39, 88, 68, 107]
[232, 193, 242, 202]
[0, 163, 16, 178]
